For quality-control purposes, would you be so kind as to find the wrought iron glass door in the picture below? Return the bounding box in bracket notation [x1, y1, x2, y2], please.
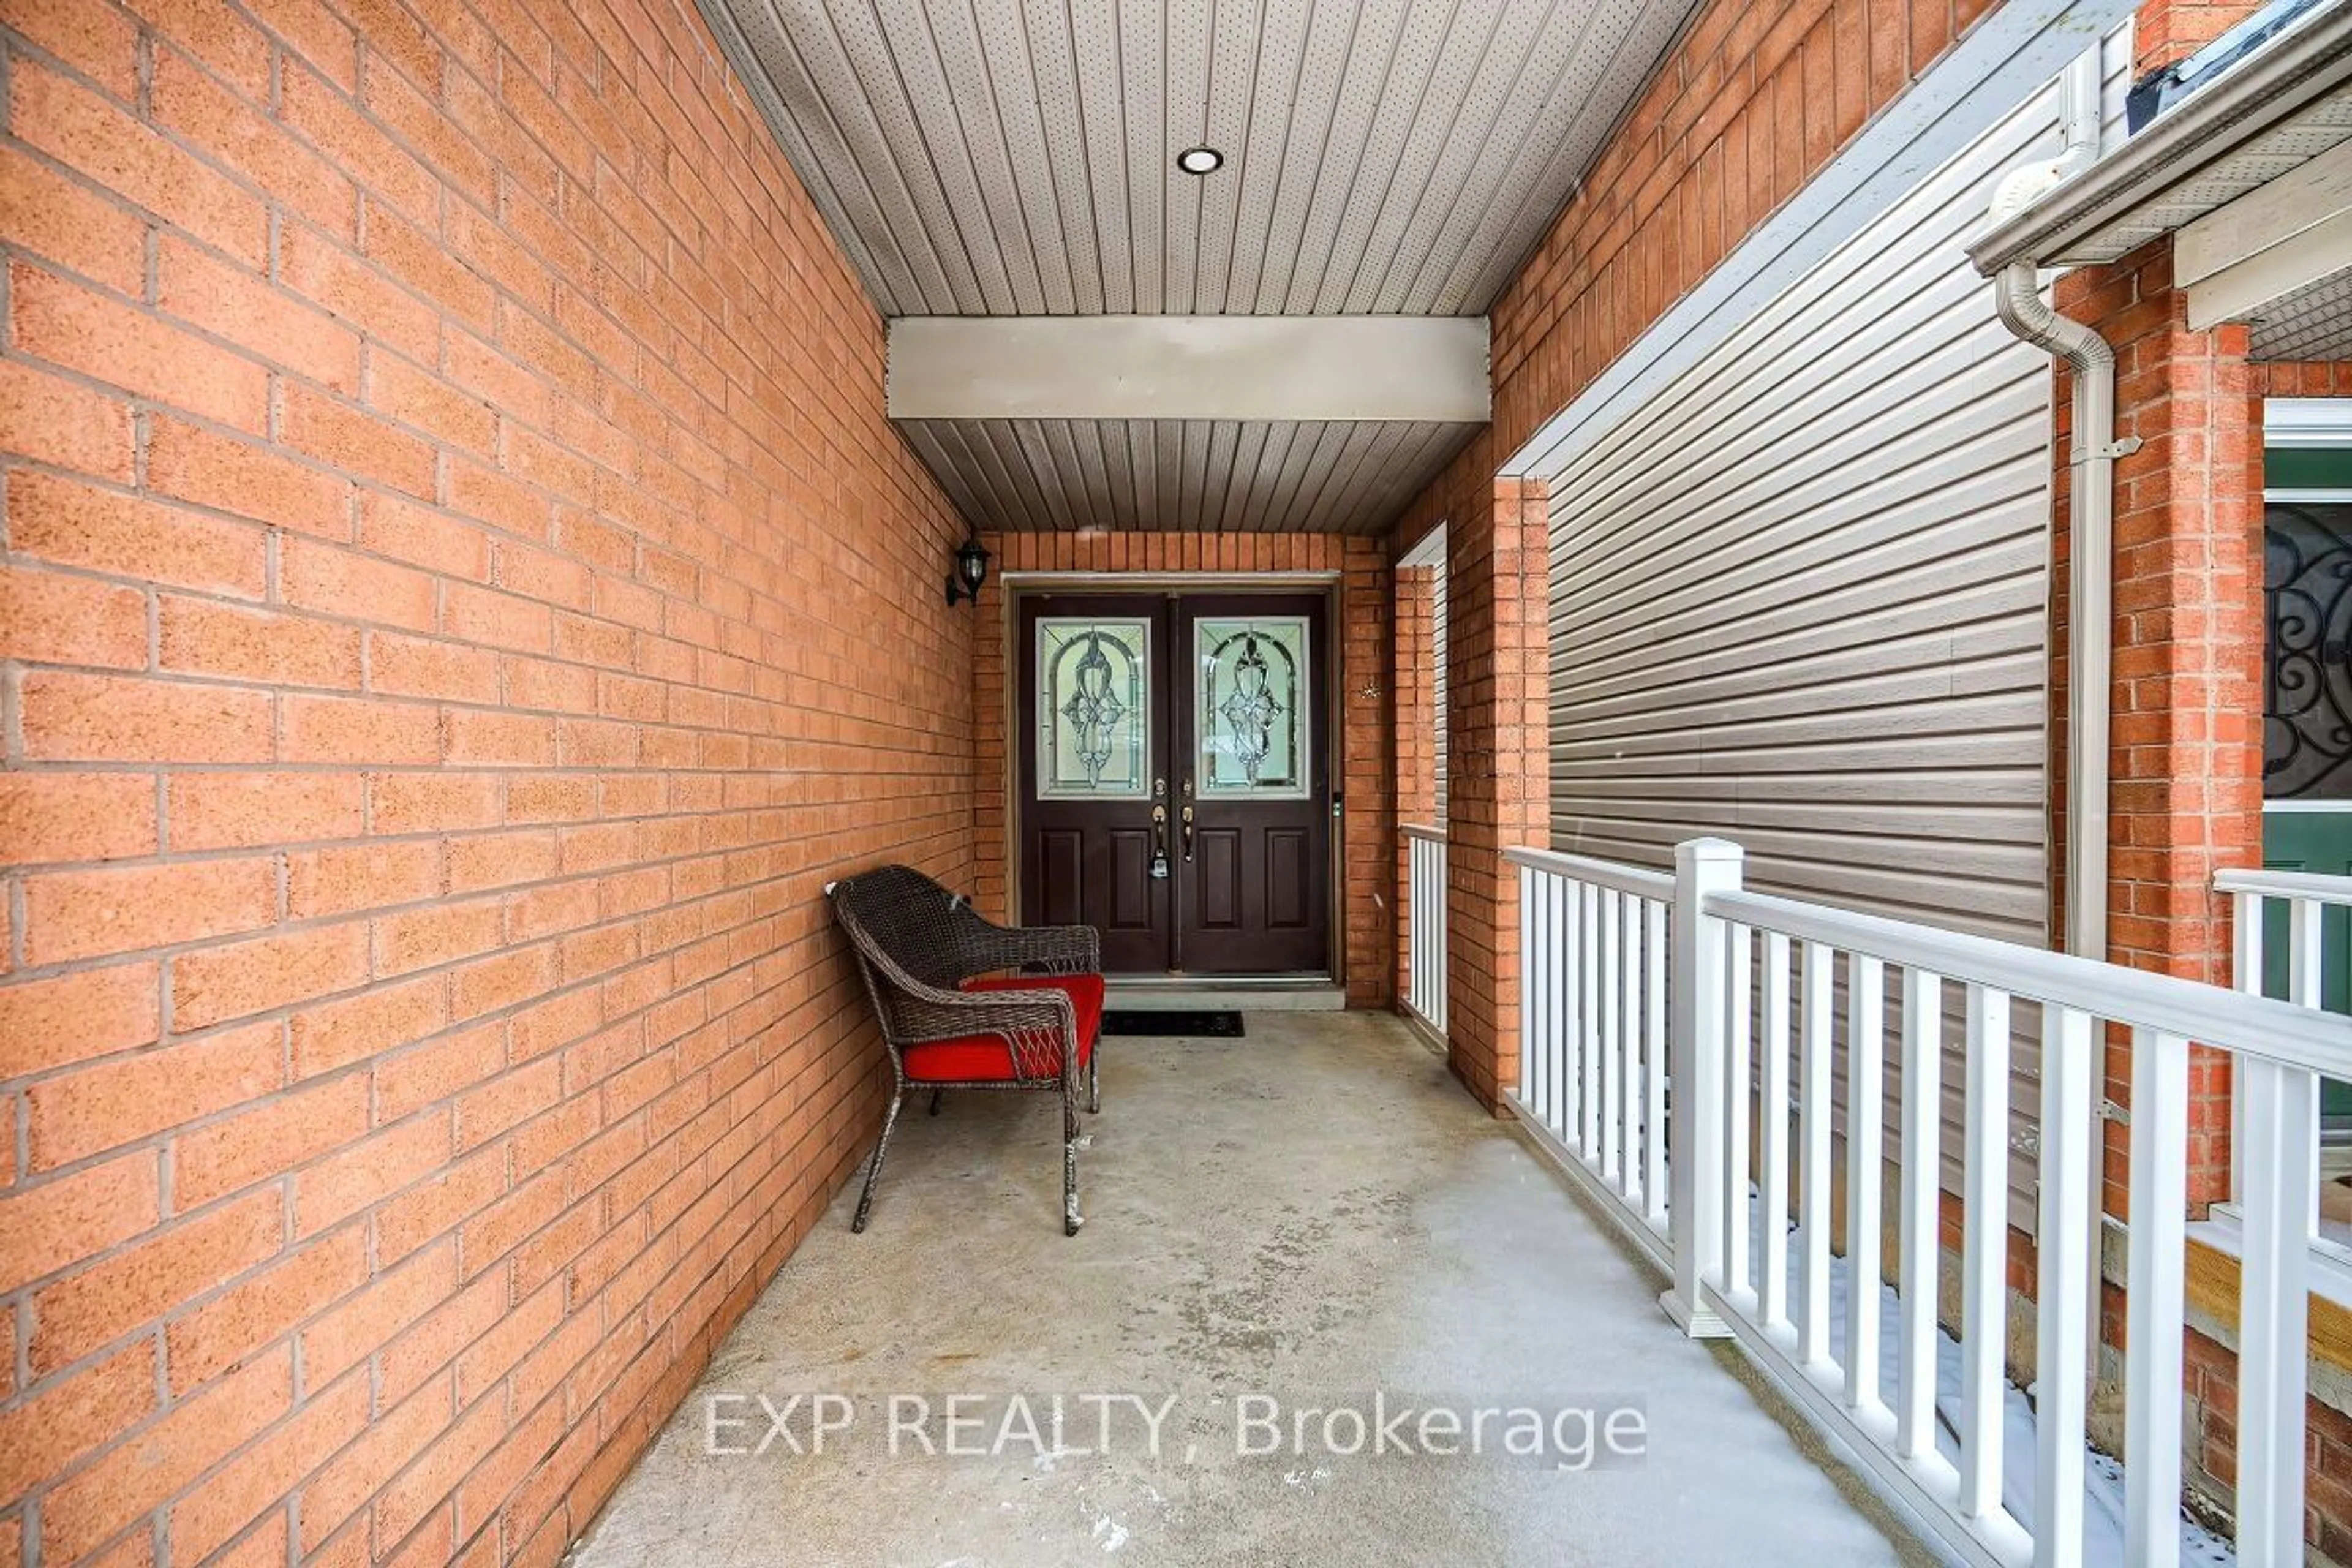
[2261, 497, 2352, 1153]
[1017, 590, 1331, 976]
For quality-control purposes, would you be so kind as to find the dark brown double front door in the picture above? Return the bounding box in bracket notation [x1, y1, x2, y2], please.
[1018, 590, 1331, 976]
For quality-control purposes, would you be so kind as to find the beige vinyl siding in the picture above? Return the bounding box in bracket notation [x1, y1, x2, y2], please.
[1545, 108, 2056, 941]
[1544, 83, 2068, 1224]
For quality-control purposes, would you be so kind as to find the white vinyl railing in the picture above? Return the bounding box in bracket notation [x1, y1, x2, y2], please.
[2218, 865, 2352, 1016]
[1506, 846, 1675, 1258]
[2215, 864, 2352, 1560]
[1504, 837, 2352, 1568]
[1403, 824, 1447, 1036]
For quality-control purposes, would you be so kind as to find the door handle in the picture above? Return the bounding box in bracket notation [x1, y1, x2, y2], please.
[1181, 804, 1194, 864]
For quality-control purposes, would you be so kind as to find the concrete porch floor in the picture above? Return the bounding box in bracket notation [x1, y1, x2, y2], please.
[568, 1012, 1926, 1567]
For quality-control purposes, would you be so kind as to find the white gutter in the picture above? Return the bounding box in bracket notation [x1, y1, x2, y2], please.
[1969, 0, 2352, 273]
[1986, 50, 2138, 961]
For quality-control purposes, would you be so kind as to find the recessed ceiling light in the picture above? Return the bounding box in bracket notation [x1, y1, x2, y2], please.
[1175, 146, 1224, 176]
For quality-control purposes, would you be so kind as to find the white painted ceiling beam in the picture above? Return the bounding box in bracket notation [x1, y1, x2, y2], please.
[2180, 136, 2352, 331]
[886, 315, 1491, 423]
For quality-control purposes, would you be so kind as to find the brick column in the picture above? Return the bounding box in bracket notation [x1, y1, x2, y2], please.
[1444, 479, 1551, 1110]
[2052, 236, 2263, 1211]
[2133, 0, 2260, 73]
[1341, 538, 1397, 1009]
[1393, 565, 1438, 1008]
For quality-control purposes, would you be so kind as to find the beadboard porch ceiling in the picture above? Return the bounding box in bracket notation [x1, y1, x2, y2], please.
[695, 0, 1700, 535]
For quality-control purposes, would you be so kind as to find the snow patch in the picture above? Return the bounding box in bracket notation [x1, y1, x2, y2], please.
[1755, 1213, 2234, 1566]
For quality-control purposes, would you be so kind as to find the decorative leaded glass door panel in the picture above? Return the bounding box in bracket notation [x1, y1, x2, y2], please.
[1019, 596, 1175, 974]
[1173, 594, 1331, 974]
[1017, 589, 1332, 978]
[1038, 619, 1152, 799]
[1194, 616, 1311, 799]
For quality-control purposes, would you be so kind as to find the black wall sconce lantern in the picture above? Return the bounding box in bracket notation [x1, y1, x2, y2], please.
[946, 535, 991, 606]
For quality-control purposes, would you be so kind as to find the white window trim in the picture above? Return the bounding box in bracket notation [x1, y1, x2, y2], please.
[2265, 398, 2352, 447]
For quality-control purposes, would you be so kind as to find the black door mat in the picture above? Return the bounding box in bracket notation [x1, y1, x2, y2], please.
[1102, 1009, 1245, 1038]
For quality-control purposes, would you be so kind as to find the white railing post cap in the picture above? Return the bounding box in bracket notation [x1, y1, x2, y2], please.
[1675, 837, 1744, 872]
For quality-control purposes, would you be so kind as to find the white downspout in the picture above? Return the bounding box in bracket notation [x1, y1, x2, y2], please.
[1990, 50, 2144, 1411]
[1988, 48, 2138, 961]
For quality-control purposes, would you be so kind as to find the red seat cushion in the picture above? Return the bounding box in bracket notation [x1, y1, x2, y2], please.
[902, 973, 1104, 1084]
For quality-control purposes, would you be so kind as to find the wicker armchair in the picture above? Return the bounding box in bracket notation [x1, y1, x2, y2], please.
[827, 866, 1104, 1235]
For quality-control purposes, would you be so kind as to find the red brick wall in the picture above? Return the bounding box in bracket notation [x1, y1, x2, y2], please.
[967, 531, 1393, 1008]
[0, 1, 972, 1564]
[2256, 363, 2352, 398]
[2133, 0, 2261, 72]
